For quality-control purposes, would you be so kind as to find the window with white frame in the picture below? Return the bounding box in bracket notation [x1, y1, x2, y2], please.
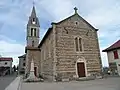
[75, 37, 83, 52]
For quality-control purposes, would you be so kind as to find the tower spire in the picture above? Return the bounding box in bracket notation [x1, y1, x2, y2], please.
[26, 3, 40, 47]
[31, 2, 36, 17]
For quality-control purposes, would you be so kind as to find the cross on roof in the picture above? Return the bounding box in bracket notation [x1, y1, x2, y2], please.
[74, 7, 78, 14]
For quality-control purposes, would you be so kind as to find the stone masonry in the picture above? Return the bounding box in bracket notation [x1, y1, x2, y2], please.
[25, 6, 102, 81]
[39, 9, 102, 81]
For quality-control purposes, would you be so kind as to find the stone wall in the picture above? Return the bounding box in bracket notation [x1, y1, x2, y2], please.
[25, 49, 40, 77]
[40, 30, 55, 80]
[54, 14, 102, 80]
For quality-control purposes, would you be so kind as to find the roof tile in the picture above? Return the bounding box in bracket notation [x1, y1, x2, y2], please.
[0, 57, 13, 61]
[103, 40, 120, 52]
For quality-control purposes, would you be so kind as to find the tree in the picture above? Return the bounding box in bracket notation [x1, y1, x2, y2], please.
[13, 65, 16, 72]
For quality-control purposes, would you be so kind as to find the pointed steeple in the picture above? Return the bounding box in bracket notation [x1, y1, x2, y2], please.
[26, 4, 40, 47]
[27, 5, 40, 27]
[31, 6, 36, 17]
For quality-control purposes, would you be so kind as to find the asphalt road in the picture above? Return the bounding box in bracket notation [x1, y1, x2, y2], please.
[21, 77, 120, 90]
[0, 75, 16, 90]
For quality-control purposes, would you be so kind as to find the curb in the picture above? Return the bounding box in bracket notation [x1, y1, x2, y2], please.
[17, 76, 22, 90]
[5, 76, 22, 90]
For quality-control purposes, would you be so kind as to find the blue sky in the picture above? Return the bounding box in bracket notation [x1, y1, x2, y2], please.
[0, 0, 120, 67]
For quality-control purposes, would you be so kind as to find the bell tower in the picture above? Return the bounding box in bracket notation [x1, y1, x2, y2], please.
[26, 6, 40, 47]
[25, 5, 40, 77]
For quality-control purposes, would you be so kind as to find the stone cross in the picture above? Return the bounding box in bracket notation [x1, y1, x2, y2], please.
[74, 7, 78, 14]
[25, 59, 39, 82]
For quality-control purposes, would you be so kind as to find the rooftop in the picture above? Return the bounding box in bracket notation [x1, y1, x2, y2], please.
[0, 57, 13, 61]
[18, 54, 26, 58]
[102, 39, 120, 52]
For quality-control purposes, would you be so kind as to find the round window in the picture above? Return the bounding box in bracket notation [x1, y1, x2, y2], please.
[5, 62, 7, 65]
[75, 21, 79, 25]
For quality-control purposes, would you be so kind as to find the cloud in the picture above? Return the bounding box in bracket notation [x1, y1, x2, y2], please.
[0, 35, 25, 65]
[37, 0, 73, 22]
[0, 40, 24, 54]
[86, 7, 120, 28]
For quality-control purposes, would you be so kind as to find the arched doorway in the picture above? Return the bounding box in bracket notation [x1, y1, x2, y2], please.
[77, 62, 85, 77]
[76, 57, 87, 78]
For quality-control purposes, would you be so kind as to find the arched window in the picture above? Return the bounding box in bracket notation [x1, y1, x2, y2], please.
[32, 40, 34, 47]
[79, 38, 82, 51]
[31, 28, 37, 36]
[75, 37, 79, 51]
[33, 18, 35, 22]
[32, 18, 36, 24]
[75, 37, 83, 52]
[31, 28, 33, 36]
[34, 28, 36, 36]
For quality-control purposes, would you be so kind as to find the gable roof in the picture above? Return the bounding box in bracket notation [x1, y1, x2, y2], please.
[38, 9, 98, 48]
[18, 54, 26, 58]
[52, 13, 98, 31]
[38, 27, 53, 47]
[103, 40, 120, 52]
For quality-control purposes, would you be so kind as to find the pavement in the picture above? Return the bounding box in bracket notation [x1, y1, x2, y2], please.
[20, 77, 120, 90]
[5, 76, 22, 90]
[0, 75, 16, 90]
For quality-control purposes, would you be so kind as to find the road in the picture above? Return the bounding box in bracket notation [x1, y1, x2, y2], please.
[0, 75, 16, 90]
[21, 77, 120, 90]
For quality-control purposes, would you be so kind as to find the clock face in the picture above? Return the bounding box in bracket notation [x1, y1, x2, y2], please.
[32, 21, 36, 24]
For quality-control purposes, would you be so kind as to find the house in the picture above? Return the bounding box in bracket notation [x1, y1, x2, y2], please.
[103, 40, 120, 76]
[18, 54, 26, 74]
[0, 57, 13, 76]
[21, 6, 102, 81]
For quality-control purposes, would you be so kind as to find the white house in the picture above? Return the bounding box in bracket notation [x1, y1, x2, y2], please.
[103, 40, 120, 76]
[0, 57, 13, 75]
[18, 54, 26, 74]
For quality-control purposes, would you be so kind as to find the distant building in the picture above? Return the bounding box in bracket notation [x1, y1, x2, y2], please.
[0, 57, 13, 76]
[103, 40, 120, 76]
[18, 54, 26, 74]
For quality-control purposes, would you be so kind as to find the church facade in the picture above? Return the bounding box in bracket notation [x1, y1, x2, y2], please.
[24, 6, 102, 81]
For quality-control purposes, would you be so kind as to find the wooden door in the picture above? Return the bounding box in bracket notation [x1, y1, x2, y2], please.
[34, 67, 37, 76]
[77, 62, 86, 77]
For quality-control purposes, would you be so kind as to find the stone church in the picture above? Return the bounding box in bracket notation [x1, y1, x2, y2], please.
[19, 6, 102, 81]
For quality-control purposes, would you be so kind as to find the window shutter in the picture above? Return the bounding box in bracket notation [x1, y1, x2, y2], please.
[113, 50, 119, 59]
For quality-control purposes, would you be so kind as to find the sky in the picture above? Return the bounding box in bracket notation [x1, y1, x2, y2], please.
[0, 0, 120, 67]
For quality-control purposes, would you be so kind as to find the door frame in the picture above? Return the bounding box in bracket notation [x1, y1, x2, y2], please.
[75, 57, 87, 78]
[34, 66, 38, 77]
